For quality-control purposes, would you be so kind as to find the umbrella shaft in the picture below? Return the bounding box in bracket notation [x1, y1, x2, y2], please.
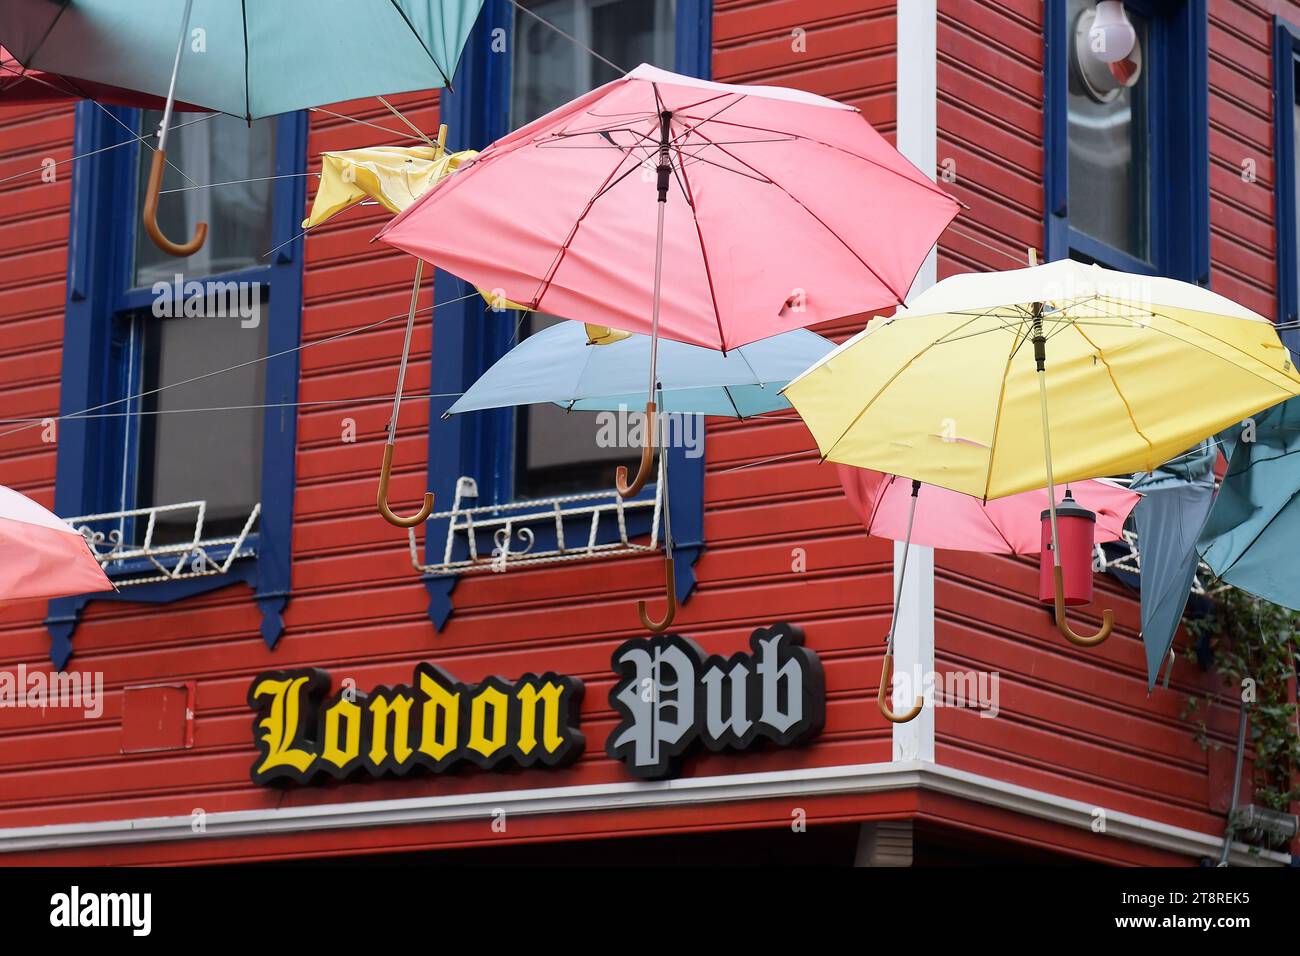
[1033, 309, 1062, 568]
[389, 260, 424, 444]
[159, 0, 196, 151]
[646, 199, 667, 424]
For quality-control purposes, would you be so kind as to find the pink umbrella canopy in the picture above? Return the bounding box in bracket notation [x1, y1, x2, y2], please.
[837, 466, 1140, 555]
[378, 63, 959, 350]
[0, 485, 113, 602]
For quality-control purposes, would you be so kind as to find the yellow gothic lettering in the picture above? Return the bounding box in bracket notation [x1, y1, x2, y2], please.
[516, 679, 565, 756]
[251, 676, 318, 777]
[368, 693, 415, 767]
[418, 669, 460, 762]
[320, 696, 362, 770]
[467, 684, 508, 758]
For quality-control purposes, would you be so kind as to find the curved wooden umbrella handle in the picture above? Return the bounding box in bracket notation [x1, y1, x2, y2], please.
[878, 650, 924, 723]
[143, 148, 207, 257]
[637, 556, 676, 633]
[615, 401, 657, 498]
[377, 442, 434, 528]
[1053, 566, 1114, 647]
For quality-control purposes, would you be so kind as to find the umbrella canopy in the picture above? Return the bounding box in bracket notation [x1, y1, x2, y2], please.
[447, 320, 835, 419]
[0, 485, 113, 602]
[379, 62, 959, 350]
[303, 144, 477, 229]
[1198, 396, 1300, 610]
[785, 257, 1300, 648]
[0, 0, 484, 120]
[1131, 443, 1217, 690]
[785, 259, 1300, 500]
[1, 45, 206, 110]
[837, 467, 1138, 555]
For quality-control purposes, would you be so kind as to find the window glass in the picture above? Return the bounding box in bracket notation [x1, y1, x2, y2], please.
[510, 0, 677, 499]
[135, 304, 268, 544]
[133, 111, 277, 287]
[1066, 0, 1149, 260]
[1294, 58, 1300, 287]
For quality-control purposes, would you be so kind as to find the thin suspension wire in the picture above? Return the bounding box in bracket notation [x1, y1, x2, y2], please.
[0, 292, 481, 443]
[508, 0, 627, 75]
[0, 393, 464, 424]
[0, 113, 215, 188]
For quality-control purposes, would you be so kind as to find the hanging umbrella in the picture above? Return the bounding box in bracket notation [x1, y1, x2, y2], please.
[1130, 440, 1217, 690]
[0, 485, 113, 602]
[784, 257, 1300, 648]
[837, 467, 1138, 555]
[379, 62, 960, 499]
[447, 319, 834, 418]
[836, 466, 1140, 721]
[446, 319, 835, 630]
[0, 0, 485, 255]
[1198, 396, 1300, 610]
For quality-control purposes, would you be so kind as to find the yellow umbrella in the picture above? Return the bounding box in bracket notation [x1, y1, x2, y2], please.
[785, 256, 1300, 647]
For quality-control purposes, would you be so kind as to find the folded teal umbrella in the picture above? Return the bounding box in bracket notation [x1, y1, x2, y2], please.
[1131, 440, 1217, 690]
[0, 0, 483, 254]
[447, 320, 835, 419]
[1198, 397, 1300, 609]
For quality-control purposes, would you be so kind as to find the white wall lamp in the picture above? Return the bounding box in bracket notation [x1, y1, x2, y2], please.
[1073, 1, 1143, 102]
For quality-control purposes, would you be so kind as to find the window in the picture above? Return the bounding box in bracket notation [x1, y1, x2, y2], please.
[1274, 19, 1300, 352]
[509, 0, 678, 499]
[422, 0, 710, 628]
[48, 102, 307, 666]
[1046, 0, 1207, 280]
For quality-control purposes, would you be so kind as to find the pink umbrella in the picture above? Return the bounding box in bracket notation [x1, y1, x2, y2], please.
[836, 466, 1140, 724]
[837, 466, 1140, 554]
[379, 64, 959, 502]
[0, 485, 114, 603]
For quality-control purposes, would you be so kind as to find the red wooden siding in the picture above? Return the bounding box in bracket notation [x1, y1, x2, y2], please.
[932, 0, 1286, 846]
[0, 0, 1290, 864]
[0, 4, 906, 862]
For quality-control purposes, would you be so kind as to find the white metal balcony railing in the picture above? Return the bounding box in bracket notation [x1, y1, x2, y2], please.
[408, 458, 664, 576]
[66, 500, 260, 587]
[1093, 529, 1227, 597]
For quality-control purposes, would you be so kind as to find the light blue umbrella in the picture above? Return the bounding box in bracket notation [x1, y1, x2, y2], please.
[447, 320, 836, 419]
[1198, 396, 1300, 609]
[0, 0, 484, 254]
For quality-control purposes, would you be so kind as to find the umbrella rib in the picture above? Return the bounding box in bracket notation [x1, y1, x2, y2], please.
[1212, 482, 1300, 580]
[386, 0, 453, 89]
[527, 139, 641, 310]
[667, 106, 728, 351]
[17, 2, 70, 68]
[979, 321, 1029, 503]
[685, 128, 907, 305]
[819, 313, 988, 461]
[864, 473, 898, 537]
[1134, 308, 1300, 395]
[1071, 322, 1157, 467]
[241, 0, 251, 121]
[981, 501, 1020, 554]
[676, 113, 958, 204]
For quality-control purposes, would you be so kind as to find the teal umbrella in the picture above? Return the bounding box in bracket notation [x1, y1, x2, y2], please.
[0, 0, 483, 252]
[1131, 439, 1217, 690]
[1198, 397, 1300, 609]
[446, 320, 835, 419]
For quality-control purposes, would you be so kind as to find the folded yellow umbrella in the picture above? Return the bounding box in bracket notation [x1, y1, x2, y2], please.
[784, 257, 1300, 647]
[303, 144, 477, 227]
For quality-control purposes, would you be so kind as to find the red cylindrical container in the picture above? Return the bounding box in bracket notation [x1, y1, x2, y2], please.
[1038, 491, 1096, 607]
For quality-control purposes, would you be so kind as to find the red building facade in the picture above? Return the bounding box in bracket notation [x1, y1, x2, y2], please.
[0, 0, 1293, 866]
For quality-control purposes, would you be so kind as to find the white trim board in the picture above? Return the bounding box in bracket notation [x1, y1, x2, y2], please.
[0, 761, 1285, 866]
[891, 0, 938, 762]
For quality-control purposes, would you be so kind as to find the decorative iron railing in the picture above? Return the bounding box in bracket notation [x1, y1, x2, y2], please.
[65, 500, 260, 587]
[409, 460, 663, 576]
[1094, 529, 1226, 597]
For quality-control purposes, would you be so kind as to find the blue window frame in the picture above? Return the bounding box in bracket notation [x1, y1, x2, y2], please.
[422, 0, 710, 628]
[1274, 18, 1300, 353]
[1045, 0, 1208, 281]
[47, 103, 307, 667]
